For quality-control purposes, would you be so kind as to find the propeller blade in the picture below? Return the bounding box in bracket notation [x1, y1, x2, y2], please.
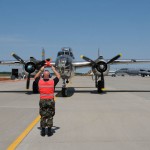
[80, 55, 96, 65]
[36, 58, 51, 67]
[107, 54, 122, 64]
[11, 52, 25, 64]
[30, 57, 36, 62]
[26, 73, 31, 89]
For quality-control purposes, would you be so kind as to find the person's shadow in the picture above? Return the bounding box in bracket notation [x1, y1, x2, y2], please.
[37, 126, 60, 136]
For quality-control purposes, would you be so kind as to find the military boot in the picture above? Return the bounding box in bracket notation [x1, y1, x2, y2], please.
[41, 127, 46, 136]
[47, 127, 52, 136]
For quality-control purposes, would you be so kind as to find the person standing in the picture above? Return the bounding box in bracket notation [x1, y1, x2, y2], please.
[34, 65, 60, 136]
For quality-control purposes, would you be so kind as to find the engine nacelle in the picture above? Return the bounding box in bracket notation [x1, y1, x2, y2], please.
[92, 61, 109, 76]
[25, 62, 36, 74]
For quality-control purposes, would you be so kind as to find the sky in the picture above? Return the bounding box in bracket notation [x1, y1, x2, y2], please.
[0, 0, 150, 72]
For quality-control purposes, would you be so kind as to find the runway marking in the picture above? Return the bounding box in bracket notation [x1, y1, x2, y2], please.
[0, 78, 34, 83]
[7, 115, 40, 150]
[0, 78, 25, 81]
[7, 97, 57, 150]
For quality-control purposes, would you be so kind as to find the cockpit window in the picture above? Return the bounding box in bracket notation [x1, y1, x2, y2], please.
[57, 48, 75, 59]
[57, 52, 64, 56]
[65, 52, 69, 55]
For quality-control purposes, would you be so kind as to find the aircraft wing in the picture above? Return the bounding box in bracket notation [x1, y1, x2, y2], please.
[111, 59, 150, 64]
[0, 60, 21, 65]
[50, 62, 55, 66]
[72, 61, 91, 68]
[72, 59, 150, 68]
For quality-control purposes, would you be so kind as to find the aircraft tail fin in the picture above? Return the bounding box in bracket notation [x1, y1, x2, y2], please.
[42, 48, 45, 60]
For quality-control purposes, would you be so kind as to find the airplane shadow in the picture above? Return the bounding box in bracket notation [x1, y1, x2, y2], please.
[55, 87, 150, 97]
[55, 87, 75, 97]
[37, 126, 60, 136]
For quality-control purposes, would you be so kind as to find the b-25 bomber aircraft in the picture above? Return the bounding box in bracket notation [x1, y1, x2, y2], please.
[1, 47, 150, 97]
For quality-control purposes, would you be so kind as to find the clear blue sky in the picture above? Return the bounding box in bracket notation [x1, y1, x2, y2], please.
[0, 0, 150, 71]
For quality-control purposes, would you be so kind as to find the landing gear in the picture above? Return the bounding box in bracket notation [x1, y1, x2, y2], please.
[61, 79, 68, 97]
[97, 80, 104, 93]
[96, 73, 105, 93]
[62, 87, 68, 97]
[32, 80, 39, 93]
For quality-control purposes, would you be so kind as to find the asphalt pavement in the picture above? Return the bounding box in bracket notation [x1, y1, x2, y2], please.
[0, 76, 150, 150]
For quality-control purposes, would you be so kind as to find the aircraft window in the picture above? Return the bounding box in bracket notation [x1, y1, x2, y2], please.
[57, 52, 64, 56]
[70, 52, 73, 57]
[65, 52, 69, 55]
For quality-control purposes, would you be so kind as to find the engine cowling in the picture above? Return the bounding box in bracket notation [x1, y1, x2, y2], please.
[92, 60, 109, 76]
[25, 62, 36, 74]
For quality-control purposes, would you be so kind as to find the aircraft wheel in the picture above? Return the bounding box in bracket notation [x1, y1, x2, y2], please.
[32, 81, 39, 93]
[62, 88, 68, 97]
[97, 80, 104, 93]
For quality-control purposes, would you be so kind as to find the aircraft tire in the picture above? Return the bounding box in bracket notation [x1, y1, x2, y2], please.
[32, 81, 39, 93]
[97, 80, 104, 93]
[62, 88, 67, 97]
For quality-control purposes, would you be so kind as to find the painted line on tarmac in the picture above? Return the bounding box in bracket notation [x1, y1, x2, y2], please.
[7, 97, 57, 150]
[0, 78, 34, 83]
[7, 115, 41, 150]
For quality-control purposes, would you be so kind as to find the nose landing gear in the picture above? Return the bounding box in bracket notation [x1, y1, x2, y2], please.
[61, 79, 68, 97]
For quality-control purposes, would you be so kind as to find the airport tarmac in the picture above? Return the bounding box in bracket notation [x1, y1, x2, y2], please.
[0, 76, 150, 150]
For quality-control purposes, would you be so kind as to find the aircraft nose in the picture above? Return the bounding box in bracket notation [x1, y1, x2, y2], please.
[58, 57, 68, 67]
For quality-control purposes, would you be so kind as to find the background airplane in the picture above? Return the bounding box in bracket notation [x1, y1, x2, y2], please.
[115, 68, 150, 77]
[1, 47, 150, 97]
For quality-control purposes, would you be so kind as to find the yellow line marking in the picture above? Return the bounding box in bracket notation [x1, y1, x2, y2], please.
[7, 115, 41, 150]
[7, 96, 57, 150]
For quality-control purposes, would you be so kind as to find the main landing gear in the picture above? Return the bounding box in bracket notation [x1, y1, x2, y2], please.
[95, 74, 105, 93]
[61, 79, 69, 97]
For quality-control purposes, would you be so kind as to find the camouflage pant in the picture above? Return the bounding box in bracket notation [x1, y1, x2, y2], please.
[39, 99, 55, 128]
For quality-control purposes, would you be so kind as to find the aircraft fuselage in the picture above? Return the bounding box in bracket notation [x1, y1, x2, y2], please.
[55, 47, 75, 80]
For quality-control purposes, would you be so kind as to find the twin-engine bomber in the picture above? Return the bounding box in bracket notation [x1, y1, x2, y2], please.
[1, 47, 150, 97]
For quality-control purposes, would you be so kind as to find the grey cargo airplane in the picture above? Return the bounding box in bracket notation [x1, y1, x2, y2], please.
[1, 47, 150, 96]
[115, 68, 150, 77]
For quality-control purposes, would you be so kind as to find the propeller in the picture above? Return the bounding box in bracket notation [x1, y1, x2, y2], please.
[81, 53, 122, 71]
[11, 52, 52, 89]
[25, 58, 51, 89]
[81, 53, 122, 92]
